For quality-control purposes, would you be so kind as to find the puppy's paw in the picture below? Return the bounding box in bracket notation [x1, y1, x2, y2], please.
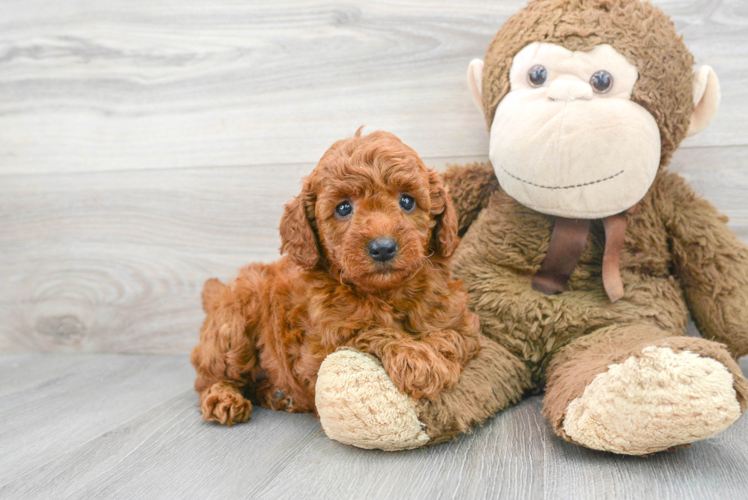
[200, 383, 252, 426]
[384, 343, 462, 401]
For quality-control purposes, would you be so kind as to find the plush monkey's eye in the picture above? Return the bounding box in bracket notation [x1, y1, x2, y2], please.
[399, 194, 416, 212]
[335, 201, 353, 218]
[527, 65, 548, 87]
[590, 70, 613, 93]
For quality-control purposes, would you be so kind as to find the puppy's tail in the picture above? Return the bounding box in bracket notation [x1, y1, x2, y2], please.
[201, 278, 226, 313]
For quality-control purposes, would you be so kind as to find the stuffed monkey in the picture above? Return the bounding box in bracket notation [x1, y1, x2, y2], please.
[314, 0, 748, 455]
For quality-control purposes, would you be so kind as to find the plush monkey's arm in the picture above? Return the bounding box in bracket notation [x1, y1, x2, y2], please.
[441, 162, 499, 236]
[661, 173, 748, 358]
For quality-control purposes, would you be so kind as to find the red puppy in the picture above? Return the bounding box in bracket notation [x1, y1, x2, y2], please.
[191, 130, 481, 425]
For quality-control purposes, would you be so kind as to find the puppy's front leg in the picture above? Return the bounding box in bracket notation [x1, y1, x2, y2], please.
[348, 329, 464, 401]
[417, 328, 482, 392]
[420, 328, 482, 371]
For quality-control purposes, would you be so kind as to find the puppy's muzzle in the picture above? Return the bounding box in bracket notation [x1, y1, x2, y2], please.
[367, 238, 398, 263]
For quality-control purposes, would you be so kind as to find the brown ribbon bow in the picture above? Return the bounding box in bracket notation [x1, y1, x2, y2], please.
[532, 206, 636, 302]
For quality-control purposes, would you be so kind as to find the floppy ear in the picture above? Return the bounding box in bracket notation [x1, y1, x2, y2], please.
[428, 169, 460, 258]
[279, 186, 320, 269]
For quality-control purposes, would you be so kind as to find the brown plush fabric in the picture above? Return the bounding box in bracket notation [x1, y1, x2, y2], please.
[452, 170, 684, 380]
[431, 0, 748, 452]
[543, 323, 669, 438]
[442, 164, 748, 448]
[448, 166, 748, 382]
[441, 162, 499, 236]
[481, 0, 694, 166]
[416, 335, 532, 444]
[657, 173, 748, 359]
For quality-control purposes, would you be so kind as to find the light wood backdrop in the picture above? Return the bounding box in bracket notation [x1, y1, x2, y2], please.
[1, 0, 746, 353]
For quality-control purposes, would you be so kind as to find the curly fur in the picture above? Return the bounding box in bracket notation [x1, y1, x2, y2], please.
[190, 130, 481, 425]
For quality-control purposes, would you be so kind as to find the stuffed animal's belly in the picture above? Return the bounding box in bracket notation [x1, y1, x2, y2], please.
[451, 188, 686, 383]
[454, 260, 689, 385]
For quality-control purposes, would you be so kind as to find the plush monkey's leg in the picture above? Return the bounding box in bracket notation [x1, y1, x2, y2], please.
[543, 324, 748, 455]
[316, 335, 531, 450]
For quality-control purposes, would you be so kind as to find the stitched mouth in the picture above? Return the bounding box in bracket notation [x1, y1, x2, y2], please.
[498, 165, 624, 190]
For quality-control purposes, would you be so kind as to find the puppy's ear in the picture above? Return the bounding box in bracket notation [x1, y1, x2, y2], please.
[279, 183, 320, 269]
[428, 169, 460, 258]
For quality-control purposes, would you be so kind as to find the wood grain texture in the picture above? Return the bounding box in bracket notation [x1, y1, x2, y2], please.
[0, 0, 745, 176]
[1, 354, 747, 499]
[0, 354, 194, 486]
[0, 162, 311, 353]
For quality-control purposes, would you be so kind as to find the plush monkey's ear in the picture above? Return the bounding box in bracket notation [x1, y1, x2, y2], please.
[279, 188, 320, 269]
[467, 59, 484, 114]
[686, 65, 720, 137]
[428, 170, 460, 258]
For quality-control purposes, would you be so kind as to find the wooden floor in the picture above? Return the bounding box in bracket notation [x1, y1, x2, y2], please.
[0, 354, 747, 500]
[1, 0, 748, 498]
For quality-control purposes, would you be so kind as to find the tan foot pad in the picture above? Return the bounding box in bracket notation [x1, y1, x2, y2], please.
[316, 348, 430, 451]
[563, 346, 742, 455]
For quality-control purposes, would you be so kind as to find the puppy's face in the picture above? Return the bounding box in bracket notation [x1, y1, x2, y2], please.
[280, 131, 458, 291]
[316, 161, 432, 290]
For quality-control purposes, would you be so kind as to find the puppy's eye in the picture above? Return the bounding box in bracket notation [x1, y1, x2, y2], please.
[399, 194, 416, 212]
[527, 65, 547, 87]
[590, 70, 613, 93]
[335, 201, 352, 218]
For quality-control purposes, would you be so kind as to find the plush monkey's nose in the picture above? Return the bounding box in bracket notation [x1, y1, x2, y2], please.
[367, 238, 398, 262]
[547, 79, 593, 102]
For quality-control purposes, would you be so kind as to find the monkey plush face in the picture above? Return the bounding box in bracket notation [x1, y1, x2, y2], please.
[489, 42, 659, 218]
[467, 0, 721, 219]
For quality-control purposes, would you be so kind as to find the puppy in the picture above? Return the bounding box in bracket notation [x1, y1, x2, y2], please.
[191, 130, 481, 425]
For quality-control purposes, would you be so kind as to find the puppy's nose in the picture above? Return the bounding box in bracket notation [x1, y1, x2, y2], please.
[367, 238, 398, 262]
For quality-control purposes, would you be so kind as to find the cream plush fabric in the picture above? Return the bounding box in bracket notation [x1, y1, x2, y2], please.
[316, 348, 430, 451]
[488, 43, 661, 219]
[563, 346, 742, 455]
[687, 65, 721, 137]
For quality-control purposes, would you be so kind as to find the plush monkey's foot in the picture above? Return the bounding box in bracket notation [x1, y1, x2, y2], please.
[316, 348, 430, 451]
[562, 346, 743, 455]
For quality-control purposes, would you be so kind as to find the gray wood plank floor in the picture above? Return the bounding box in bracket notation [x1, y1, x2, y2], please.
[1, 354, 747, 500]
